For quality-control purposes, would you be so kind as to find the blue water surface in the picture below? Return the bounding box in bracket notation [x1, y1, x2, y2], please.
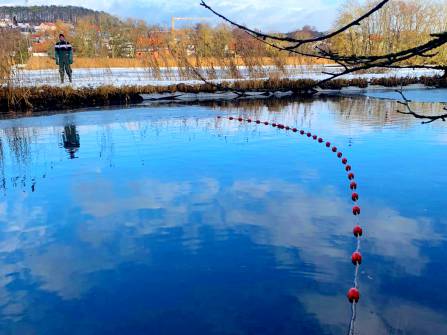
[0, 95, 446, 335]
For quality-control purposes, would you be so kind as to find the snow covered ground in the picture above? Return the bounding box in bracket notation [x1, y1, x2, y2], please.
[10, 65, 443, 88]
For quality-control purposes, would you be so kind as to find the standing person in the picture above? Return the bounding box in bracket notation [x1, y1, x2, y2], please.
[55, 34, 73, 83]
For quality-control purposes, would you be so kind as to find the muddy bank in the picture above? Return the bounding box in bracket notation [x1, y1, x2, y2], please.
[1, 75, 446, 114]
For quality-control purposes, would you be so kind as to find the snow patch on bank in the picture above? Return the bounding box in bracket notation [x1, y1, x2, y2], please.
[10, 65, 443, 88]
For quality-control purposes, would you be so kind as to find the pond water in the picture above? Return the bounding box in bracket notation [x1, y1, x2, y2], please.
[0, 94, 446, 335]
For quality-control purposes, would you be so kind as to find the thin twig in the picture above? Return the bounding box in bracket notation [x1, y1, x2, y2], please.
[395, 89, 447, 124]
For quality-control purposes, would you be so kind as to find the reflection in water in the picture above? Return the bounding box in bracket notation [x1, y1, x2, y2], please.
[62, 125, 80, 159]
[0, 138, 4, 194]
[0, 95, 446, 334]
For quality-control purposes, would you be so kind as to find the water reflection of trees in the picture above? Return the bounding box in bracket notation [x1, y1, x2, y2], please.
[4, 127, 33, 165]
[0, 138, 5, 194]
[328, 97, 408, 127]
[199, 95, 447, 128]
[329, 96, 447, 128]
[0, 127, 36, 194]
[0, 95, 444, 195]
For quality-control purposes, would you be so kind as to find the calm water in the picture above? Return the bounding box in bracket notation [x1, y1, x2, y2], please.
[0, 94, 446, 335]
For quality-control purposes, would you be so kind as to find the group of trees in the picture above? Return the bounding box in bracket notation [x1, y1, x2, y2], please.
[2, 0, 447, 83]
[0, 29, 29, 84]
[0, 6, 102, 25]
[29, 14, 144, 59]
[330, 0, 447, 66]
[41, 14, 309, 61]
[27, 0, 446, 67]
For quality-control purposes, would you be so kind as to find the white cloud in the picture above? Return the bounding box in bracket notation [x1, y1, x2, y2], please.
[1, 0, 344, 31]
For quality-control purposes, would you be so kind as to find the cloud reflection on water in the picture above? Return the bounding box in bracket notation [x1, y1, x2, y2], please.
[0, 95, 445, 334]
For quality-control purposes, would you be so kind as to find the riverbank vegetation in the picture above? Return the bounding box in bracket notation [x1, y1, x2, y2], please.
[2, 75, 446, 114]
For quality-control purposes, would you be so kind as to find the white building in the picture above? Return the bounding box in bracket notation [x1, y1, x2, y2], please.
[0, 18, 14, 28]
[35, 22, 57, 32]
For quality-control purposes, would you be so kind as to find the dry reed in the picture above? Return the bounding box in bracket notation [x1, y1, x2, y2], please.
[2, 75, 445, 115]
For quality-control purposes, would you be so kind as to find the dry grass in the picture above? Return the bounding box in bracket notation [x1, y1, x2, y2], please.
[2, 75, 445, 114]
[25, 55, 332, 70]
[0, 30, 21, 86]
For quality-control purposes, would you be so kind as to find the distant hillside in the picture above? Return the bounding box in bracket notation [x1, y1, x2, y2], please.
[0, 5, 106, 24]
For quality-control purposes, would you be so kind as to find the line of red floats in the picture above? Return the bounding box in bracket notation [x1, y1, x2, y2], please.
[218, 115, 364, 305]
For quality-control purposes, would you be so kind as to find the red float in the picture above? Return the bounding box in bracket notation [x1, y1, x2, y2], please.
[353, 225, 363, 237]
[347, 288, 360, 303]
[222, 121, 365, 306]
[352, 251, 362, 265]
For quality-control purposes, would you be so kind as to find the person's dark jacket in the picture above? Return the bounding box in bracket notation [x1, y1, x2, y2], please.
[55, 40, 73, 65]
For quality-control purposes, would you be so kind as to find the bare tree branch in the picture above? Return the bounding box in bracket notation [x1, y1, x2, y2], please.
[317, 33, 447, 65]
[200, 0, 391, 47]
[314, 33, 447, 87]
[396, 89, 447, 124]
[199, 0, 447, 98]
[246, 32, 332, 60]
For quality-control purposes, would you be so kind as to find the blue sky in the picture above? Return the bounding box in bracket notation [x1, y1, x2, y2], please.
[0, 0, 344, 32]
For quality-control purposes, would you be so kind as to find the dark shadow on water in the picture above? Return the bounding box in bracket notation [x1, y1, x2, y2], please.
[62, 124, 80, 159]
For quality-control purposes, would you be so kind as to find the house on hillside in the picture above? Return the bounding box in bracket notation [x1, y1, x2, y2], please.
[31, 34, 41, 43]
[35, 22, 57, 32]
[17, 22, 31, 30]
[135, 32, 170, 58]
[0, 18, 14, 28]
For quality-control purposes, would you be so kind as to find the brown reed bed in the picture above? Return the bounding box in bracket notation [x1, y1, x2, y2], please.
[1, 75, 445, 115]
[25, 55, 332, 70]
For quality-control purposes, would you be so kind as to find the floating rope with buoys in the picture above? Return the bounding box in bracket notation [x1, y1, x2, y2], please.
[218, 115, 363, 334]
